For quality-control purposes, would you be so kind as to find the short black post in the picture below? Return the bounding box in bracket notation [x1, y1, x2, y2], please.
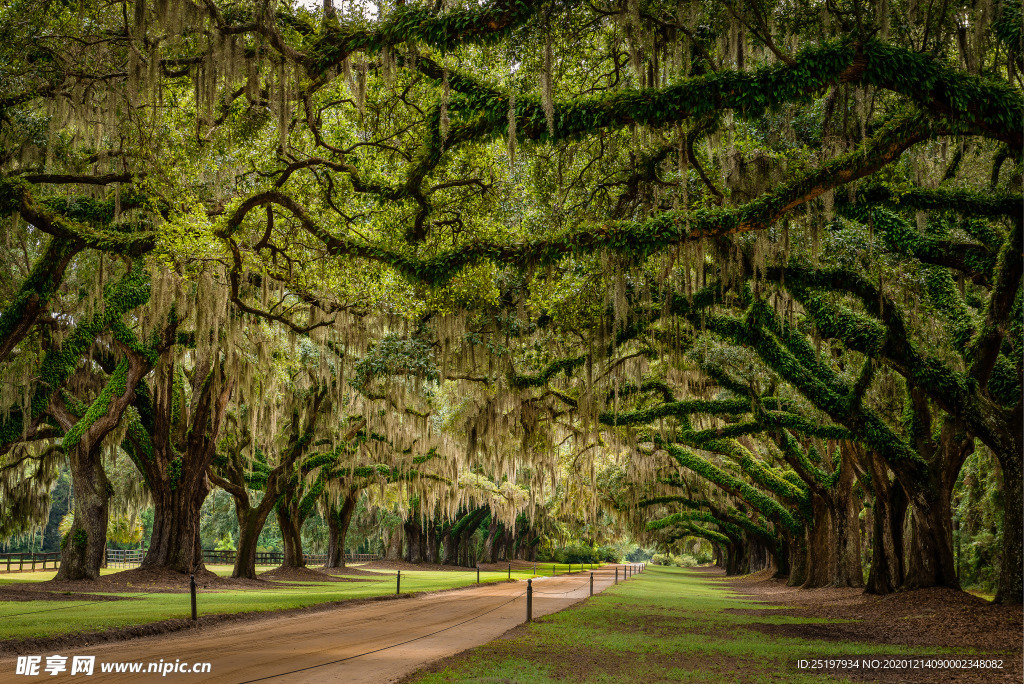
[189, 575, 197, 622]
[477, 566, 480, 584]
[590, 572, 594, 596]
[526, 579, 533, 622]
[553, 564, 556, 576]
[615, 567, 618, 584]
[396, 570, 401, 594]
[533, 564, 537, 575]
[508, 563, 511, 580]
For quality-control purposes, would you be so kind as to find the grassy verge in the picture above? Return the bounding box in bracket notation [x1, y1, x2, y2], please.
[407, 566, 971, 683]
[0, 563, 598, 642]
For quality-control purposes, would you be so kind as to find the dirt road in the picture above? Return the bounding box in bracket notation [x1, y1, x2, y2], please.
[2, 566, 624, 683]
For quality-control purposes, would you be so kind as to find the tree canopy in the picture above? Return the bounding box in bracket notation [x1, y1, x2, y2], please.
[0, 0, 1020, 602]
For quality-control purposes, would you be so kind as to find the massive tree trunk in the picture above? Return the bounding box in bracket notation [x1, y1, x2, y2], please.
[724, 538, 746, 576]
[232, 506, 270, 579]
[52, 349, 155, 580]
[502, 528, 514, 562]
[57, 443, 110, 580]
[802, 443, 863, 588]
[786, 536, 808, 587]
[901, 414, 970, 591]
[857, 447, 907, 594]
[144, 477, 208, 574]
[713, 543, 724, 569]
[869, 482, 908, 594]
[481, 518, 500, 563]
[772, 536, 790, 579]
[404, 519, 423, 563]
[135, 356, 233, 575]
[903, 495, 958, 590]
[278, 497, 305, 568]
[748, 537, 770, 573]
[489, 525, 504, 563]
[325, 493, 357, 569]
[384, 524, 403, 561]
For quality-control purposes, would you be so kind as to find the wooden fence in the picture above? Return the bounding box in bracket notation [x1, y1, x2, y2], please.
[0, 549, 381, 573]
[106, 548, 145, 569]
[201, 550, 379, 566]
[0, 552, 61, 573]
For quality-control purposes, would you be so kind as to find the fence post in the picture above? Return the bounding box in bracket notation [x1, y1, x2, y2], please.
[533, 564, 536, 575]
[526, 579, 532, 622]
[615, 567, 618, 584]
[477, 566, 480, 584]
[508, 563, 511, 580]
[553, 564, 556, 577]
[590, 572, 594, 596]
[31, 554, 36, 572]
[190, 575, 197, 622]
[396, 570, 401, 595]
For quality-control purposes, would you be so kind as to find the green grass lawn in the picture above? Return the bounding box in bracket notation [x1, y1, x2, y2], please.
[0, 563, 599, 642]
[407, 566, 974, 683]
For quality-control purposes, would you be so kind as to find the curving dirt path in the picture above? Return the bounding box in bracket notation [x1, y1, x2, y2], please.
[1, 565, 626, 683]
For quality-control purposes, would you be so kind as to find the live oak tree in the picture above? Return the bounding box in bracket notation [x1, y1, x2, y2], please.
[2, 0, 1020, 602]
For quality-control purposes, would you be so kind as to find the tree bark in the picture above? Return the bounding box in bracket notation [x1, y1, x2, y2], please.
[384, 524, 403, 561]
[712, 543, 724, 568]
[278, 499, 305, 568]
[772, 537, 790, 579]
[404, 519, 422, 563]
[787, 536, 808, 586]
[52, 348, 155, 580]
[489, 525, 504, 563]
[232, 506, 270, 579]
[143, 478, 208, 573]
[802, 443, 863, 588]
[56, 443, 110, 580]
[325, 493, 357, 569]
[902, 416, 970, 591]
[481, 518, 500, 562]
[136, 356, 233, 575]
[857, 447, 906, 594]
[904, 495, 959, 589]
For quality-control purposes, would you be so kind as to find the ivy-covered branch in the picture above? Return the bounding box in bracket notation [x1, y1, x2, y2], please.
[661, 442, 801, 535]
[220, 112, 941, 287]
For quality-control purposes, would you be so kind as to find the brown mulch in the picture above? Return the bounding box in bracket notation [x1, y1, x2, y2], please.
[0, 588, 132, 603]
[257, 566, 371, 583]
[718, 571, 1023, 683]
[1, 566, 298, 595]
